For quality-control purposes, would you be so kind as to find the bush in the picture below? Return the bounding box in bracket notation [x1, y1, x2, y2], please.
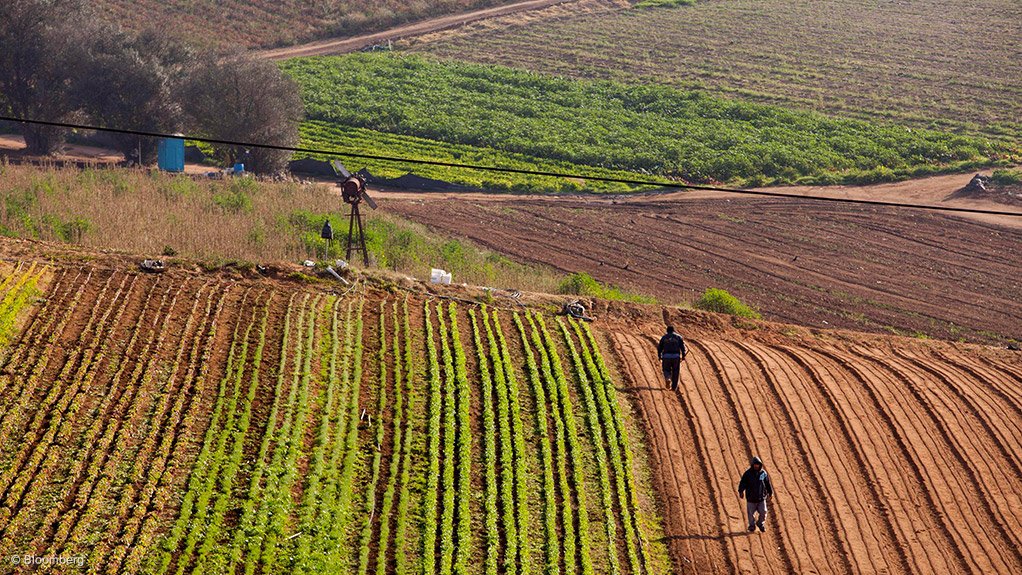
[693, 288, 761, 319]
[991, 168, 1022, 185]
[557, 272, 656, 304]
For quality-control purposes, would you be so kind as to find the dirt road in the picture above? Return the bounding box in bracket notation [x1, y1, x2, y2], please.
[603, 313, 1022, 574]
[259, 0, 570, 60]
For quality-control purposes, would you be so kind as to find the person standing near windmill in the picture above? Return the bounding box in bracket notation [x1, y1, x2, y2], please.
[657, 326, 687, 391]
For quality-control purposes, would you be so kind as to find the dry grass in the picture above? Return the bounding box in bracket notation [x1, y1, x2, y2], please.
[405, 0, 1022, 142]
[0, 161, 567, 291]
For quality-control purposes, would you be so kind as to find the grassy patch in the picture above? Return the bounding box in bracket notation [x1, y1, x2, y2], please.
[282, 53, 1012, 188]
[991, 168, 1022, 185]
[557, 272, 656, 304]
[0, 164, 669, 300]
[693, 288, 761, 319]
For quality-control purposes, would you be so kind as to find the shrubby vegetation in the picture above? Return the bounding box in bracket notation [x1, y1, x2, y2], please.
[282, 53, 1013, 187]
[0, 163, 577, 292]
[0, 0, 302, 172]
[694, 288, 760, 319]
[557, 272, 656, 304]
[991, 168, 1022, 185]
[635, 0, 695, 7]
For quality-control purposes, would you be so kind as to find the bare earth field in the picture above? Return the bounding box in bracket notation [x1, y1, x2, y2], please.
[405, 0, 1022, 141]
[384, 182, 1022, 343]
[597, 303, 1022, 574]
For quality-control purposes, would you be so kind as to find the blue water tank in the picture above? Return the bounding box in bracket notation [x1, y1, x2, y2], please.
[158, 137, 185, 172]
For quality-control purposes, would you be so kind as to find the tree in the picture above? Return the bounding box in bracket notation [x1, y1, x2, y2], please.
[0, 0, 89, 154]
[184, 52, 304, 174]
[74, 27, 194, 164]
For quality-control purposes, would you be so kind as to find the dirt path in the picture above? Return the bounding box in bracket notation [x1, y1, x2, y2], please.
[258, 0, 571, 60]
[605, 319, 1022, 574]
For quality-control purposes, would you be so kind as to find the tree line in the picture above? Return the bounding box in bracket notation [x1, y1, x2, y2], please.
[0, 0, 303, 173]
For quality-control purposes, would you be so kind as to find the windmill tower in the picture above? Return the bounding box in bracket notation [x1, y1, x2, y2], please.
[332, 161, 378, 266]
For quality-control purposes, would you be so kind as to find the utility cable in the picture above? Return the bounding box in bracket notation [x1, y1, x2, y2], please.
[3, 115, 1020, 218]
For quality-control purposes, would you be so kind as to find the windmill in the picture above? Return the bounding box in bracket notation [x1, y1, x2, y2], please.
[332, 161, 378, 266]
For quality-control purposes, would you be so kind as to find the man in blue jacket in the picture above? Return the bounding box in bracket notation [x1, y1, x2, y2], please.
[738, 456, 774, 532]
[657, 326, 687, 391]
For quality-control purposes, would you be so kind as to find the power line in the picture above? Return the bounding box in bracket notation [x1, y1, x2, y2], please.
[3, 115, 1021, 218]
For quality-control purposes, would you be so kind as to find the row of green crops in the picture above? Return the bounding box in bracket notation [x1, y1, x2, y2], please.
[0, 273, 135, 561]
[6, 291, 675, 574]
[0, 263, 45, 348]
[282, 53, 1018, 188]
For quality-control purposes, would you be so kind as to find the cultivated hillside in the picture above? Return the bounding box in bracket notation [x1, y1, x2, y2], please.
[0, 238, 1019, 575]
[0, 240, 672, 575]
[598, 303, 1022, 574]
[406, 0, 1022, 143]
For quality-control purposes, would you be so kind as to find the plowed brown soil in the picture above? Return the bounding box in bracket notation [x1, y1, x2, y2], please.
[600, 305, 1022, 575]
[386, 190, 1022, 343]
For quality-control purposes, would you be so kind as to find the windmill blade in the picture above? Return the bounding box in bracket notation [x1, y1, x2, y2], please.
[331, 160, 351, 178]
[361, 190, 378, 210]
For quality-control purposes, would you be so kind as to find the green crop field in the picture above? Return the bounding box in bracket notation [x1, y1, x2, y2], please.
[0, 264, 674, 575]
[283, 53, 1014, 188]
[405, 0, 1022, 143]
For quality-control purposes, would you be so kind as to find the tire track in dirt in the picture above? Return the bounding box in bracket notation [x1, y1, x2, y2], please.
[609, 333, 731, 575]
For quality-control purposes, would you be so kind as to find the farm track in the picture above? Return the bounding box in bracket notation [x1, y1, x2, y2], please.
[259, 0, 571, 59]
[387, 195, 1022, 343]
[606, 321, 1022, 575]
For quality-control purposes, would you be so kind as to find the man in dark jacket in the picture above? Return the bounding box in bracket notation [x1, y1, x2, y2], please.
[738, 456, 774, 532]
[657, 326, 687, 391]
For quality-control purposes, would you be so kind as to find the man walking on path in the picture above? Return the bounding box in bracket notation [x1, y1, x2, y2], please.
[738, 456, 774, 532]
[657, 326, 687, 391]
